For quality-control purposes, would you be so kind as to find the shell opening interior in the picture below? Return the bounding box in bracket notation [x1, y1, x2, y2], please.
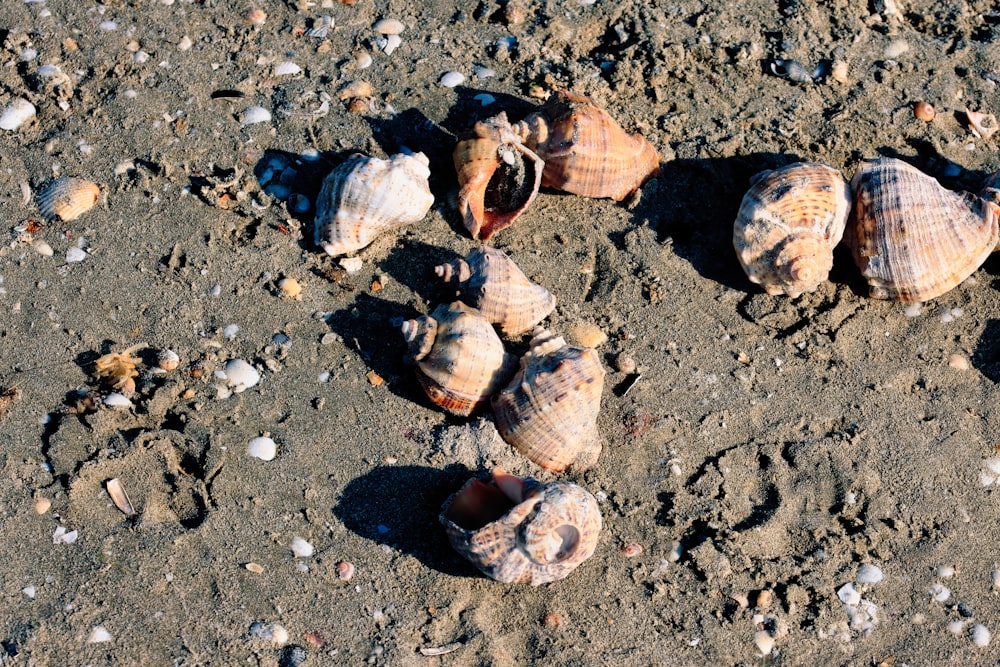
[552, 525, 579, 561]
[443, 479, 515, 530]
[484, 144, 538, 215]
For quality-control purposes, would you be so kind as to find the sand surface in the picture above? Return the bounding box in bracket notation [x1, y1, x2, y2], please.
[1, 0, 1000, 665]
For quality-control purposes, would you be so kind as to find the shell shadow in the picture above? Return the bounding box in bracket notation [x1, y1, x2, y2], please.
[972, 318, 1000, 383]
[333, 463, 482, 577]
[378, 239, 464, 304]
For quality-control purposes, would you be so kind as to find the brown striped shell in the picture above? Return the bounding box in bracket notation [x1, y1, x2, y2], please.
[733, 162, 851, 297]
[491, 328, 604, 472]
[511, 90, 660, 201]
[37, 177, 100, 221]
[401, 301, 517, 416]
[314, 152, 434, 256]
[453, 113, 544, 241]
[440, 470, 602, 585]
[846, 157, 1000, 302]
[434, 246, 555, 337]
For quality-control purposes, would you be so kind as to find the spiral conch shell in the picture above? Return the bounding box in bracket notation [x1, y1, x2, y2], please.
[401, 301, 518, 416]
[434, 246, 555, 336]
[846, 157, 1000, 302]
[454, 113, 544, 240]
[733, 162, 851, 297]
[440, 469, 602, 585]
[511, 90, 660, 201]
[492, 328, 604, 472]
[314, 152, 434, 256]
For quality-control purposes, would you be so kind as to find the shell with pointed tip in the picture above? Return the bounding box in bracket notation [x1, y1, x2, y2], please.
[314, 152, 434, 256]
[733, 162, 851, 297]
[440, 471, 602, 585]
[453, 113, 544, 240]
[491, 328, 605, 472]
[435, 246, 555, 336]
[511, 90, 660, 201]
[847, 157, 1000, 302]
[401, 301, 518, 416]
[37, 177, 100, 221]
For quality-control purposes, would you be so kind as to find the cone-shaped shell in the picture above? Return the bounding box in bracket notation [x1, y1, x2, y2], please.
[314, 152, 434, 256]
[512, 90, 660, 201]
[846, 157, 1000, 302]
[440, 470, 602, 585]
[454, 113, 544, 240]
[37, 177, 100, 221]
[435, 246, 556, 336]
[733, 162, 851, 297]
[401, 301, 518, 416]
[491, 328, 604, 472]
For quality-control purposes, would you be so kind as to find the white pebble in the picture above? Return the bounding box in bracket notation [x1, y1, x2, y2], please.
[99, 20, 118, 30]
[972, 624, 992, 647]
[65, 247, 87, 263]
[856, 564, 883, 585]
[239, 105, 271, 127]
[247, 436, 277, 461]
[339, 256, 363, 273]
[936, 565, 955, 579]
[223, 324, 240, 340]
[884, 39, 910, 59]
[103, 392, 132, 409]
[52, 526, 78, 544]
[355, 51, 373, 69]
[224, 359, 260, 393]
[178, 35, 192, 51]
[87, 626, 112, 643]
[273, 61, 301, 76]
[22, 585, 36, 598]
[991, 570, 1000, 590]
[904, 302, 922, 317]
[929, 583, 951, 602]
[837, 583, 861, 606]
[439, 71, 465, 88]
[0, 98, 36, 131]
[290, 536, 314, 557]
[383, 34, 402, 56]
[753, 630, 774, 656]
[373, 18, 405, 35]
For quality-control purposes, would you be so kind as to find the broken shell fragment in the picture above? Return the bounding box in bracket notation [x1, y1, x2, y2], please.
[434, 246, 555, 336]
[105, 478, 135, 515]
[512, 90, 660, 201]
[492, 328, 605, 472]
[965, 109, 997, 140]
[401, 301, 518, 416]
[440, 469, 602, 585]
[0, 98, 36, 131]
[314, 153, 434, 256]
[847, 157, 1000, 302]
[733, 162, 851, 297]
[36, 177, 100, 221]
[454, 112, 544, 240]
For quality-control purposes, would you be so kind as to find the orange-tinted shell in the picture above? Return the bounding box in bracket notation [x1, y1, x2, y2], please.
[435, 246, 555, 336]
[491, 328, 604, 472]
[440, 470, 602, 586]
[401, 301, 517, 416]
[37, 177, 100, 221]
[847, 157, 1000, 302]
[512, 90, 660, 201]
[733, 162, 851, 297]
[453, 112, 544, 240]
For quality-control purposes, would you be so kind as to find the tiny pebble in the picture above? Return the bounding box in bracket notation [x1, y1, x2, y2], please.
[246, 8, 266, 25]
[224, 359, 260, 393]
[290, 536, 314, 558]
[570, 322, 607, 348]
[157, 349, 180, 371]
[383, 34, 402, 56]
[904, 303, 922, 317]
[856, 564, 884, 585]
[278, 277, 303, 300]
[439, 71, 465, 88]
[34, 241, 54, 257]
[948, 620, 967, 636]
[884, 39, 909, 59]
[249, 622, 289, 645]
[992, 570, 1000, 590]
[87, 626, 112, 643]
[34, 496, 51, 514]
[52, 526, 78, 544]
[336, 560, 355, 581]
[247, 436, 277, 461]
[614, 353, 637, 374]
[223, 324, 240, 340]
[245, 562, 264, 574]
[0, 98, 36, 131]
[354, 51, 373, 69]
[972, 624, 992, 647]
[755, 589, 773, 609]
[22, 585, 36, 598]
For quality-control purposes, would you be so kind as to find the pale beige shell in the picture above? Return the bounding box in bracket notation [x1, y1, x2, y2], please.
[733, 162, 851, 297]
[434, 246, 555, 336]
[511, 90, 660, 201]
[314, 152, 434, 256]
[401, 301, 518, 416]
[491, 328, 604, 472]
[453, 112, 544, 240]
[847, 157, 1000, 302]
[440, 470, 602, 586]
[37, 177, 100, 221]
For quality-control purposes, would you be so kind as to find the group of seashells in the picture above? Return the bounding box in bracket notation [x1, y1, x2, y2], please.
[307, 90, 661, 585]
[733, 157, 1000, 302]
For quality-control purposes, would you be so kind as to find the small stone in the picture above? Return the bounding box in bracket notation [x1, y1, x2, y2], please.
[339, 256, 363, 273]
[157, 349, 180, 371]
[245, 562, 264, 574]
[569, 322, 607, 348]
[884, 39, 909, 59]
[936, 565, 955, 579]
[613, 353, 637, 374]
[366, 370, 384, 386]
[249, 621, 289, 645]
[65, 247, 87, 263]
[948, 354, 970, 370]
[914, 101, 935, 122]
[34, 496, 51, 514]
[87, 626, 112, 643]
[103, 392, 133, 409]
[837, 583, 861, 605]
[929, 583, 951, 602]
[278, 277, 303, 300]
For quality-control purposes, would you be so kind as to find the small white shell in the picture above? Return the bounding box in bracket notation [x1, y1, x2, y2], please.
[247, 436, 277, 461]
[273, 61, 301, 76]
[373, 18, 405, 35]
[439, 71, 466, 88]
[103, 392, 133, 409]
[0, 98, 36, 131]
[239, 105, 272, 127]
[224, 359, 260, 392]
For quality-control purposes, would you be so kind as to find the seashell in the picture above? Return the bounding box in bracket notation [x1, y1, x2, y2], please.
[733, 162, 851, 297]
[315, 153, 433, 256]
[846, 157, 1000, 302]
[511, 90, 660, 201]
[440, 469, 602, 585]
[439, 71, 465, 88]
[239, 105, 272, 127]
[36, 177, 100, 221]
[401, 301, 518, 416]
[453, 113, 544, 240]
[492, 327, 604, 472]
[770, 59, 814, 84]
[434, 246, 555, 336]
[0, 98, 36, 131]
[965, 109, 997, 140]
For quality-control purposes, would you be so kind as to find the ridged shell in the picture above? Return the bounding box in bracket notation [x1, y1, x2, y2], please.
[512, 90, 660, 201]
[440, 470, 602, 586]
[37, 177, 100, 221]
[434, 246, 555, 336]
[314, 152, 434, 256]
[491, 328, 604, 472]
[733, 162, 851, 297]
[401, 301, 518, 416]
[453, 112, 544, 240]
[846, 157, 1000, 302]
